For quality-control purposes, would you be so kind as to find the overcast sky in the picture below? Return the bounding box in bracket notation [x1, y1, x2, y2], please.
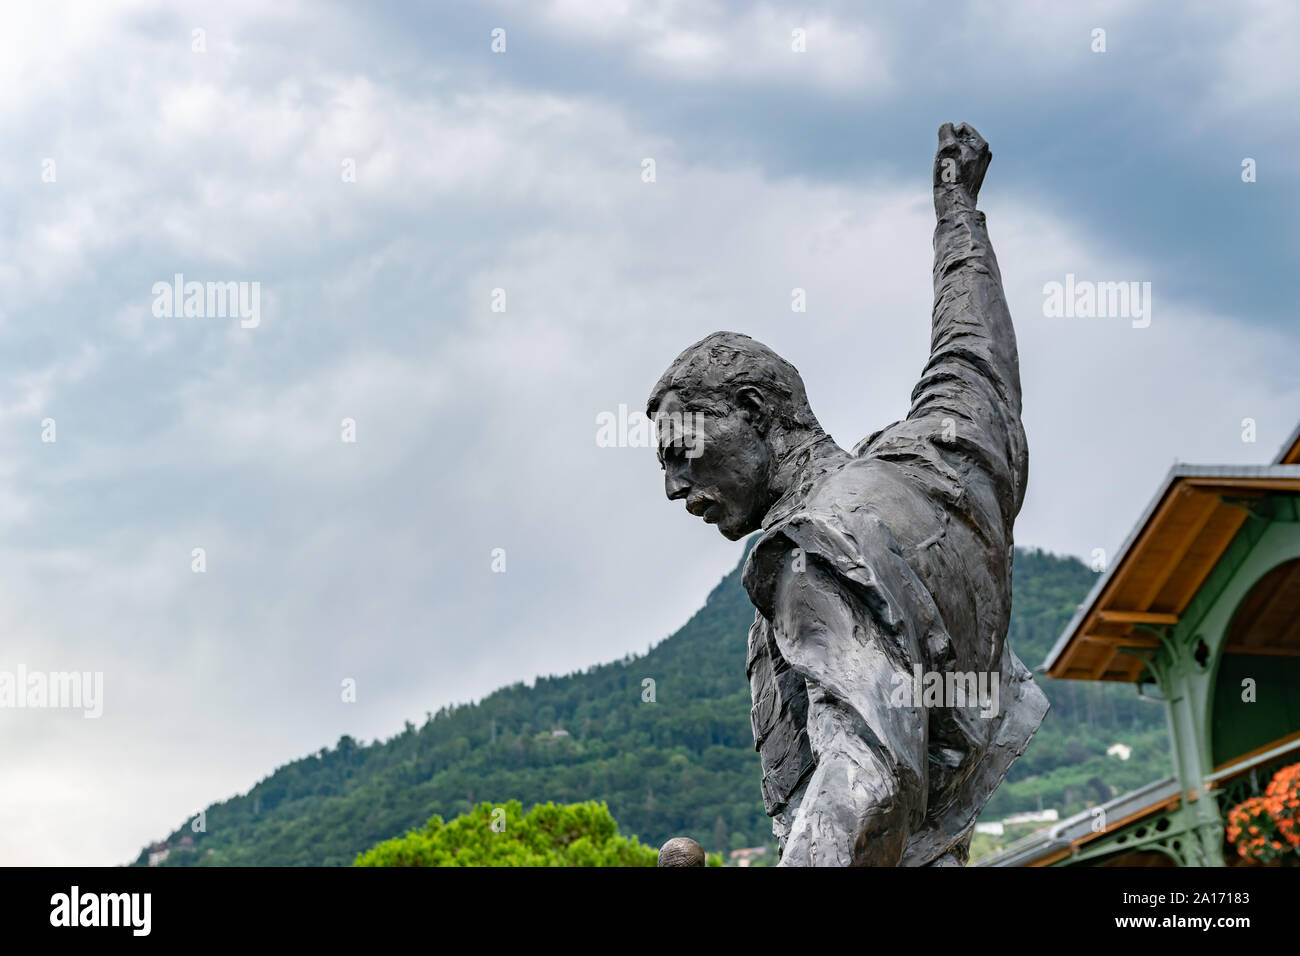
[2, 0, 1297, 865]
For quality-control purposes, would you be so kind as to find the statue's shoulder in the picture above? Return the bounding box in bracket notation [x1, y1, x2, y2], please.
[742, 462, 914, 628]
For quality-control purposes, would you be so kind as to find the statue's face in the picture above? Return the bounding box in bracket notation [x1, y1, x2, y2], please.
[654, 390, 772, 540]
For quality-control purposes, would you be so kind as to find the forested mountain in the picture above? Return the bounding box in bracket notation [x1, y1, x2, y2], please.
[134, 544, 1170, 866]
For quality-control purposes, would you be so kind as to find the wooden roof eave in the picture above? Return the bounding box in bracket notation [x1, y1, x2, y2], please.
[1042, 464, 1300, 681]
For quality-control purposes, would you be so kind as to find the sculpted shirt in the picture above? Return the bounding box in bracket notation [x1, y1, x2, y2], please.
[742, 195, 1049, 866]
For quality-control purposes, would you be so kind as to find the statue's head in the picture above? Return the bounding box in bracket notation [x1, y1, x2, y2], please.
[646, 332, 821, 540]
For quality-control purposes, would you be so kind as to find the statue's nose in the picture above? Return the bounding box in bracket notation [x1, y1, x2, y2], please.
[665, 472, 690, 501]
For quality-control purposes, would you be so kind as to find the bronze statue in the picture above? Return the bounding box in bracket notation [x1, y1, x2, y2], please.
[649, 124, 1048, 866]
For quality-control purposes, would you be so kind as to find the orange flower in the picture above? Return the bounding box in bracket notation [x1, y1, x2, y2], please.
[1227, 761, 1300, 862]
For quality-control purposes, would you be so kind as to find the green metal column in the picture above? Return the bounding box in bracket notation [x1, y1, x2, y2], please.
[1146, 638, 1222, 865]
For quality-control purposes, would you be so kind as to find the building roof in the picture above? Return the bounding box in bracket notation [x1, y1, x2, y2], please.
[1275, 422, 1300, 465]
[1043, 464, 1300, 681]
[972, 776, 1181, 867]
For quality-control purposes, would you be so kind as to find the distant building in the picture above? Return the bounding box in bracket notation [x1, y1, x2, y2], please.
[147, 843, 170, 867]
[979, 424, 1300, 867]
[975, 822, 1005, 836]
[728, 846, 769, 867]
[551, 728, 570, 738]
[1002, 810, 1058, 825]
[1107, 742, 1133, 761]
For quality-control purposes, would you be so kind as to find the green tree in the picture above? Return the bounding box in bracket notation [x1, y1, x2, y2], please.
[712, 815, 728, 854]
[354, 800, 661, 867]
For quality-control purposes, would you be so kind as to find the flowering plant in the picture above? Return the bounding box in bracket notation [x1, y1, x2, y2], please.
[1226, 761, 1300, 863]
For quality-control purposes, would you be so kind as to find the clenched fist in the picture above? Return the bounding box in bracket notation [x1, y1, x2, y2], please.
[934, 122, 991, 207]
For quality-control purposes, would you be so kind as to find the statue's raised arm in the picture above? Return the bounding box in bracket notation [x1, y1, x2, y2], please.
[875, 123, 1029, 523]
